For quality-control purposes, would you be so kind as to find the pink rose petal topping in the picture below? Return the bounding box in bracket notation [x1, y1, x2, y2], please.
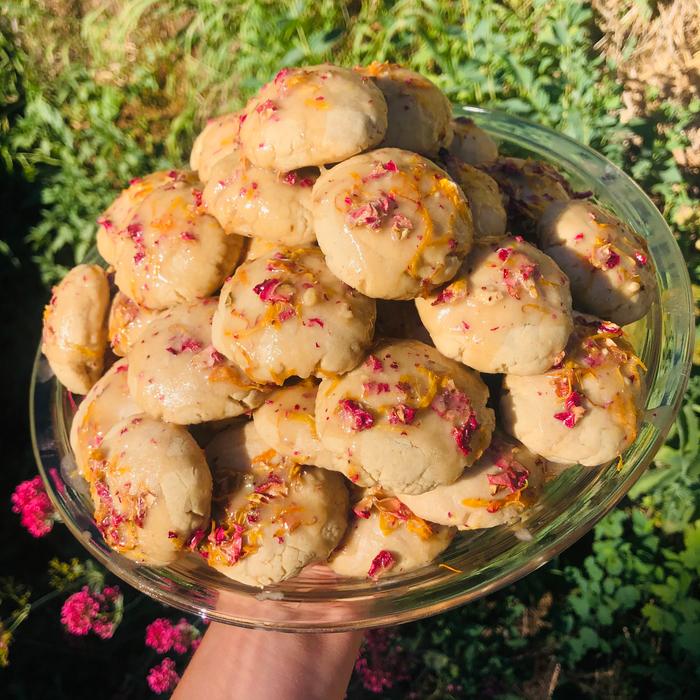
[338, 399, 375, 431]
[368, 550, 396, 579]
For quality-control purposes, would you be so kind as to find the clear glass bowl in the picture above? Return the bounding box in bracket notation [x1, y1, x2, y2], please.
[31, 107, 694, 632]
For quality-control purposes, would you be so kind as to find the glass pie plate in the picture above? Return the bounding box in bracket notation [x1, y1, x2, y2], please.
[30, 107, 694, 632]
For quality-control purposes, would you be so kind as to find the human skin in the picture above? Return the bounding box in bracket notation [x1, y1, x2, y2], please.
[173, 623, 363, 700]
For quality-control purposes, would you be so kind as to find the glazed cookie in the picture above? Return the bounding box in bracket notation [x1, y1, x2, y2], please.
[113, 170, 243, 309]
[190, 111, 243, 183]
[500, 314, 646, 466]
[243, 236, 285, 261]
[312, 148, 473, 299]
[203, 152, 317, 244]
[212, 247, 376, 384]
[328, 489, 454, 579]
[485, 157, 570, 224]
[42, 264, 110, 395]
[202, 422, 349, 587]
[107, 292, 159, 357]
[128, 298, 268, 424]
[240, 64, 388, 171]
[96, 170, 194, 265]
[416, 237, 573, 375]
[448, 117, 499, 165]
[253, 381, 336, 468]
[69, 358, 142, 479]
[315, 339, 495, 494]
[86, 415, 212, 566]
[399, 433, 546, 530]
[537, 199, 655, 325]
[355, 62, 453, 154]
[442, 157, 507, 238]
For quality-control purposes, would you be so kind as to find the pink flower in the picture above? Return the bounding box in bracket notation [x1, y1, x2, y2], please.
[60, 585, 121, 639]
[354, 629, 411, 693]
[60, 588, 99, 636]
[146, 617, 200, 656]
[11, 476, 56, 537]
[146, 618, 176, 654]
[147, 657, 180, 694]
[172, 619, 200, 655]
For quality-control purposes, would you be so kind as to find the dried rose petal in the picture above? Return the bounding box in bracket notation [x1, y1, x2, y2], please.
[274, 67, 291, 85]
[278, 307, 296, 323]
[255, 99, 277, 114]
[365, 354, 383, 372]
[564, 391, 583, 410]
[367, 550, 395, 579]
[362, 381, 390, 395]
[254, 472, 285, 496]
[166, 335, 203, 355]
[431, 388, 471, 423]
[338, 399, 374, 431]
[488, 459, 529, 493]
[187, 528, 206, 550]
[553, 410, 577, 428]
[599, 321, 622, 336]
[606, 250, 621, 269]
[253, 278, 292, 303]
[353, 503, 372, 519]
[388, 404, 416, 425]
[634, 250, 648, 267]
[431, 287, 454, 306]
[391, 213, 413, 238]
[497, 247, 512, 261]
[346, 194, 397, 229]
[452, 413, 479, 456]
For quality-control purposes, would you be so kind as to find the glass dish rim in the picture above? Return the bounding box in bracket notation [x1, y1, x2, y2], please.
[30, 106, 695, 632]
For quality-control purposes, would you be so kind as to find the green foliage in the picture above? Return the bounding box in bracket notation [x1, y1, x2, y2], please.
[2, 1, 699, 698]
[2, 0, 631, 283]
[630, 376, 700, 533]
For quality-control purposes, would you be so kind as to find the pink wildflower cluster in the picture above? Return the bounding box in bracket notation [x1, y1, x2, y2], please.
[145, 617, 201, 655]
[145, 618, 201, 694]
[147, 657, 180, 695]
[11, 476, 56, 537]
[354, 628, 412, 694]
[60, 585, 122, 639]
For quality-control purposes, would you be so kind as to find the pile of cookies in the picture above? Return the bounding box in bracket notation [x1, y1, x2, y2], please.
[41, 63, 654, 587]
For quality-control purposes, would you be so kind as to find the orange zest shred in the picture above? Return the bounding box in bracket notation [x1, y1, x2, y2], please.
[438, 563, 463, 574]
